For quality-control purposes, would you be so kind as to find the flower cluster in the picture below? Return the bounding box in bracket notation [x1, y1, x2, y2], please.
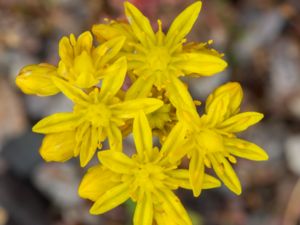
[15, 1, 268, 225]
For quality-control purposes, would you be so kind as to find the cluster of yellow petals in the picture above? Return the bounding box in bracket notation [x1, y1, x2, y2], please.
[15, 1, 268, 225]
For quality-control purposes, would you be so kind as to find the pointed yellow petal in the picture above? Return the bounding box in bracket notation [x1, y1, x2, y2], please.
[189, 150, 205, 197]
[167, 140, 192, 164]
[219, 112, 264, 133]
[52, 77, 89, 105]
[79, 126, 99, 167]
[124, 2, 155, 45]
[79, 165, 118, 201]
[202, 93, 230, 127]
[166, 1, 202, 46]
[16, 64, 60, 96]
[106, 124, 123, 152]
[73, 51, 98, 88]
[225, 138, 268, 161]
[209, 154, 242, 195]
[161, 122, 187, 157]
[125, 76, 155, 100]
[74, 122, 90, 157]
[133, 111, 152, 157]
[155, 189, 192, 225]
[92, 22, 136, 52]
[206, 82, 243, 118]
[134, 191, 153, 225]
[59, 36, 74, 67]
[99, 57, 127, 103]
[74, 31, 93, 56]
[166, 77, 196, 111]
[32, 113, 80, 134]
[110, 98, 163, 119]
[174, 52, 227, 76]
[98, 150, 136, 174]
[165, 169, 191, 190]
[202, 174, 221, 189]
[154, 211, 169, 225]
[39, 131, 75, 162]
[94, 36, 126, 67]
[90, 182, 130, 215]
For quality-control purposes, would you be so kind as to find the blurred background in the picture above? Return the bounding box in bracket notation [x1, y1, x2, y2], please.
[0, 0, 300, 224]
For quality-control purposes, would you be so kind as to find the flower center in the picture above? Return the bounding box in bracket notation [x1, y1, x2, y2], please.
[134, 163, 165, 191]
[146, 47, 171, 72]
[85, 102, 111, 127]
[196, 129, 224, 153]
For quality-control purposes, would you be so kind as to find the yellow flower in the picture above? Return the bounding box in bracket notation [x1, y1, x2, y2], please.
[15, 63, 60, 96]
[168, 82, 268, 196]
[33, 57, 163, 167]
[92, 1, 227, 102]
[79, 112, 221, 225]
[16, 32, 126, 95]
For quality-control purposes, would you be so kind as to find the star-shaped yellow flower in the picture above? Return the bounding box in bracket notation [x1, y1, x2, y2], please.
[16, 32, 125, 96]
[168, 82, 268, 196]
[79, 112, 221, 225]
[92, 1, 227, 102]
[33, 57, 163, 167]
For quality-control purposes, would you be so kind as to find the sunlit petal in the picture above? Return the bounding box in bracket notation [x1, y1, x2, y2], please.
[39, 131, 75, 162]
[32, 113, 80, 134]
[90, 182, 130, 214]
[166, 1, 202, 46]
[134, 191, 153, 225]
[110, 98, 163, 119]
[98, 150, 136, 174]
[16, 63, 60, 96]
[225, 138, 268, 161]
[133, 111, 152, 157]
[99, 57, 127, 103]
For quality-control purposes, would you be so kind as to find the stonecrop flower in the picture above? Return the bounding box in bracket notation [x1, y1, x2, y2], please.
[79, 112, 221, 225]
[92, 1, 227, 101]
[33, 58, 163, 167]
[16, 32, 125, 95]
[169, 82, 268, 196]
[14, 1, 269, 224]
